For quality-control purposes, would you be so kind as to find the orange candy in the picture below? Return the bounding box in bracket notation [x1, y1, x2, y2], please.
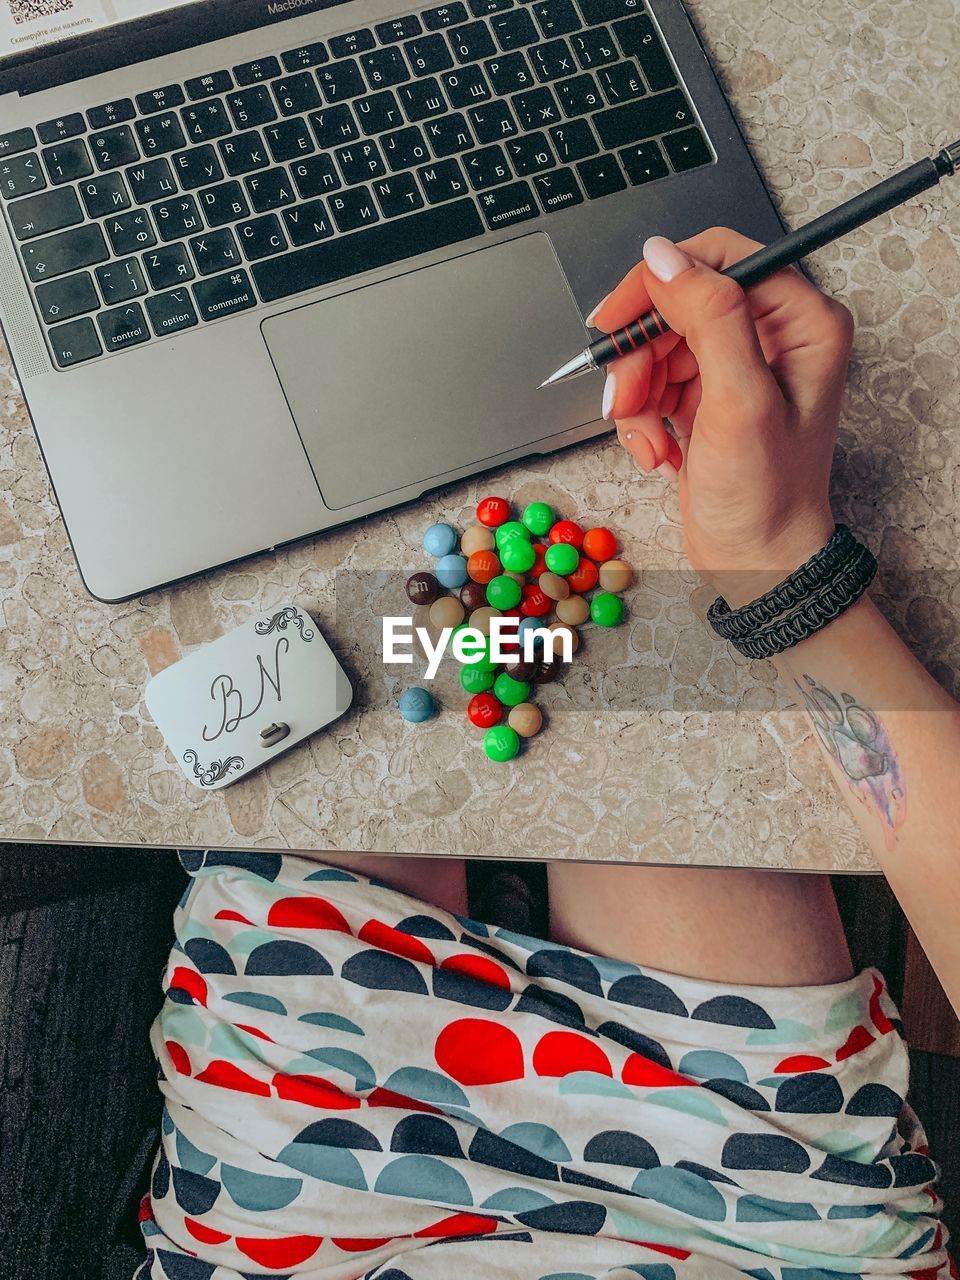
[467, 549, 501, 584]
[567, 558, 599, 593]
[583, 527, 617, 562]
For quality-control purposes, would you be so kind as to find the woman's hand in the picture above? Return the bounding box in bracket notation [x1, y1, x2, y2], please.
[589, 228, 854, 604]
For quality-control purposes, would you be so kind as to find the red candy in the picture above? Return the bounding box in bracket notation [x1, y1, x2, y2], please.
[567, 558, 599, 593]
[583, 526, 617, 562]
[477, 496, 510, 528]
[549, 520, 584, 549]
[468, 693, 503, 728]
[531, 542, 549, 576]
[520, 584, 552, 617]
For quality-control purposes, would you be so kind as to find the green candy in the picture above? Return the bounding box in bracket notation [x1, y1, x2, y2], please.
[486, 574, 522, 610]
[494, 672, 531, 706]
[500, 538, 536, 573]
[495, 520, 531, 550]
[484, 725, 521, 762]
[461, 665, 496, 694]
[591, 591, 625, 627]
[545, 542, 579, 576]
[522, 502, 553, 536]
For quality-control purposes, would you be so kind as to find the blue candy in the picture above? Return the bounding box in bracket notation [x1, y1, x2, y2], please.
[399, 687, 435, 723]
[423, 523, 458, 557]
[518, 616, 547, 649]
[435, 553, 468, 589]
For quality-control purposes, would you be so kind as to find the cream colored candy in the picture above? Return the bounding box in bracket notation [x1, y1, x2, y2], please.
[429, 596, 465, 629]
[556, 594, 589, 626]
[549, 621, 580, 655]
[539, 571, 570, 601]
[461, 524, 496, 555]
[599, 559, 634, 592]
[509, 702, 543, 738]
[469, 606, 502, 635]
[504, 570, 525, 584]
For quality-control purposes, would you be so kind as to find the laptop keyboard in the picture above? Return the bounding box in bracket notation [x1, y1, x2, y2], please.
[0, 0, 712, 370]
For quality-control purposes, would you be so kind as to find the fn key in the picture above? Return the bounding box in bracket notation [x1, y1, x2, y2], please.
[48, 317, 101, 368]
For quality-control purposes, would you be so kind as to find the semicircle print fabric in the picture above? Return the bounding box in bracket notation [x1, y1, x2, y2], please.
[140, 851, 954, 1280]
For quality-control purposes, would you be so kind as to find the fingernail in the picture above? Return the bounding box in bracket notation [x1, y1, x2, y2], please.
[601, 372, 616, 420]
[643, 236, 695, 283]
[656, 461, 679, 482]
[585, 291, 610, 327]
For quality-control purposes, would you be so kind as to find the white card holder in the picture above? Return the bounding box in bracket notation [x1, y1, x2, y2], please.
[145, 605, 353, 790]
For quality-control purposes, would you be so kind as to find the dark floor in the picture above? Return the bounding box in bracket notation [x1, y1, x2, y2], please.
[0, 848, 957, 1280]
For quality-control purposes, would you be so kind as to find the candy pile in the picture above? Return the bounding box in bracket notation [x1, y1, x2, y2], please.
[399, 496, 633, 762]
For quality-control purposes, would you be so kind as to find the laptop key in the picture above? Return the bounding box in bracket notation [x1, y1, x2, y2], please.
[273, 73, 322, 116]
[190, 227, 242, 273]
[137, 85, 186, 115]
[360, 47, 411, 88]
[182, 100, 233, 143]
[263, 120, 312, 165]
[98, 303, 151, 352]
[549, 117, 598, 161]
[38, 115, 85, 144]
[423, 3, 469, 29]
[463, 143, 511, 189]
[576, 151, 626, 197]
[513, 85, 560, 128]
[228, 85, 278, 129]
[376, 15, 422, 42]
[173, 144, 224, 190]
[329, 30, 374, 57]
[477, 178, 538, 228]
[42, 139, 93, 184]
[469, 0, 514, 14]
[619, 138, 668, 183]
[146, 288, 199, 336]
[80, 173, 131, 218]
[127, 157, 177, 203]
[193, 269, 257, 320]
[329, 185, 379, 232]
[355, 90, 404, 134]
[663, 126, 712, 172]
[136, 112, 186, 156]
[405, 34, 454, 76]
[237, 213, 287, 259]
[1, 153, 46, 198]
[9, 187, 82, 240]
[597, 59, 645, 104]
[317, 60, 366, 104]
[144, 242, 195, 288]
[593, 88, 690, 149]
[425, 112, 474, 157]
[219, 131, 270, 176]
[490, 9, 538, 49]
[91, 125, 140, 170]
[382, 126, 430, 171]
[291, 154, 341, 198]
[555, 70, 602, 114]
[88, 99, 136, 129]
[570, 26, 617, 67]
[485, 51, 535, 94]
[397, 79, 447, 123]
[506, 130, 555, 174]
[283, 199, 334, 245]
[532, 165, 583, 210]
[416, 157, 468, 202]
[531, 0, 581, 37]
[252, 197, 483, 302]
[35, 271, 99, 324]
[578, 0, 645, 21]
[245, 168, 297, 212]
[96, 257, 148, 303]
[234, 57, 281, 86]
[49, 317, 102, 367]
[372, 172, 424, 217]
[310, 105, 360, 148]
[281, 43, 329, 71]
[442, 64, 492, 106]
[152, 195, 203, 241]
[198, 180, 250, 226]
[0, 128, 37, 158]
[612, 15, 677, 91]
[105, 209, 157, 254]
[468, 100, 518, 142]
[530, 38, 576, 81]
[448, 21, 496, 63]
[186, 72, 233, 100]
[21, 223, 109, 282]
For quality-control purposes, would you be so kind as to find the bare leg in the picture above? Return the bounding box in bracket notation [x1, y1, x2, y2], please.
[300, 852, 468, 917]
[547, 864, 853, 987]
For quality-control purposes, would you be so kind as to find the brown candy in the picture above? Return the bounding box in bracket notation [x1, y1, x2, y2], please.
[429, 596, 465, 629]
[508, 702, 543, 738]
[539, 571, 570, 601]
[406, 571, 439, 606]
[461, 524, 496, 556]
[599, 559, 633, 592]
[505, 658, 537, 681]
[460, 580, 488, 612]
[556, 594, 589, 626]
[549, 621, 580, 655]
[532, 657, 562, 682]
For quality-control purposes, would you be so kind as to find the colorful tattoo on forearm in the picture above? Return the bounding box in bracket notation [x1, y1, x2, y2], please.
[795, 674, 906, 845]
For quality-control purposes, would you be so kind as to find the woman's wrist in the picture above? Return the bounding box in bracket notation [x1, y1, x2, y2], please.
[704, 512, 837, 610]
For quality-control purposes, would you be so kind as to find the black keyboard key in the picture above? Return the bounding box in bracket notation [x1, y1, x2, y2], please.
[360, 46, 410, 89]
[49, 317, 101, 367]
[234, 57, 281, 85]
[1, 153, 45, 198]
[513, 85, 560, 128]
[598, 59, 645, 103]
[144, 242, 195, 288]
[310, 105, 359, 148]
[376, 15, 422, 42]
[136, 112, 186, 156]
[38, 115, 85, 144]
[281, 43, 329, 71]
[91, 125, 139, 170]
[663, 125, 712, 171]
[593, 88, 690, 148]
[372, 171, 424, 217]
[146, 287, 199, 336]
[253, 197, 482, 302]
[273, 72, 322, 116]
[245, 167, 297, 212]
[152, 194, 203, 241]
[463, 143, 511, 189]
[469, 0, 514, 14]
[417, 157, 468, 202]
[549, 117, 598, 161]
[355, 90, 404, 134]
[80, 173, 131, 218]
[283, 199, 334, 245]
[265, 118, 316, 162]
[532, 0, 581, 36]
[193, 269, 257, 320]
[228, 85, 278, 129]
[382, 125, 430, 171]
[98, 303, 150, 351]
[329, 30, 374, 57]
[579, 0, 645, 20]
[612, 15, 677, 90]
[423, 3, 469, 29]
[576, 151, 625, 197]
[425, 111, 474, 156]
[96, 256, 148, 303]
[570, 26, 618, 67]
[317, 59, 366, 103]
[105, 208, 157, 254]
[35, 271, 99, 324]
[186, 71, 233, 100]
[189, 228, 242, 274]
[181, 100, 233, 143]
[9, 187, 82, 240]
[137, 85, 185, 115]
[405, 33, 454, 76]
[485, 51, 535, 94]
[172, 144, 224, 190]
[441, 63, 491, 106]
[532, 165, 583, 210]
[397, 79, 447, 123]
[198, 180, 250, 226]
[530, 38, 576, 80]
[448, 20, 496, 63]
[237, 212, 288, 259]
[619, 138, 668, 183]
[127, 158, 177, 203]
[21, 223, 109, 282]
[477, 178, 538, 228]
[469, 99, 518, 142]
[291, 154, 341, 198]
[88, 100, 135, 129]
[219, 131, 270, 176]
[490, 9, 538, 48]
[555, 71, 602, 114]
[0, 128, 36, 158]
[506, 130, 555, 174]
[335, 140, 386, 185]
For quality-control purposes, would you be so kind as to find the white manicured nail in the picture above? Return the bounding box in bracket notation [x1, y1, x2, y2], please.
[602, 372, 616, 420]
[585, 292, 610, 327]
[656, 461, 679, 482]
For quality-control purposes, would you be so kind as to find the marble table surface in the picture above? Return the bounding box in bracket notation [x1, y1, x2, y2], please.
[3, 0, 959, 869]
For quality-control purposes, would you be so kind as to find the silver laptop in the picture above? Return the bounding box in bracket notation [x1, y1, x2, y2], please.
[0, 0, 782, 601]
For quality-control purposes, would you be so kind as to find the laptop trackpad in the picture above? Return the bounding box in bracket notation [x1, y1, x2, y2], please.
[260, 232, 599, 511]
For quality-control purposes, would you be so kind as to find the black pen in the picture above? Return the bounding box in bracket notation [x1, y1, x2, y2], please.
[539, 140, 960, 389]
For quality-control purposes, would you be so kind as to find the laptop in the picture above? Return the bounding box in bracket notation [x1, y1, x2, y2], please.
[0, 0, 783, 602]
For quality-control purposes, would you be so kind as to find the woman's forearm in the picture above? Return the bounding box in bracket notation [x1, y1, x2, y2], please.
[767, 594, 960, 1011]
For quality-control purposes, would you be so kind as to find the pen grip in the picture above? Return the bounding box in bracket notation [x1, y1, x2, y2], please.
[589, 308, 671, 366]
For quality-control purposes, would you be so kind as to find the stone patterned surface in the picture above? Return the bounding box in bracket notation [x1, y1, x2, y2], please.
[3, 0, 960, 866]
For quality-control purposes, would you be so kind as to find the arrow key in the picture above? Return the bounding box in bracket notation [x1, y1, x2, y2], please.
[618, 139, 668, 185]
[663, 125, 712, 173]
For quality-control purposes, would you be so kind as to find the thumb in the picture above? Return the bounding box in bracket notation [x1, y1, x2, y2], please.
[640, 237, 779, 417]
